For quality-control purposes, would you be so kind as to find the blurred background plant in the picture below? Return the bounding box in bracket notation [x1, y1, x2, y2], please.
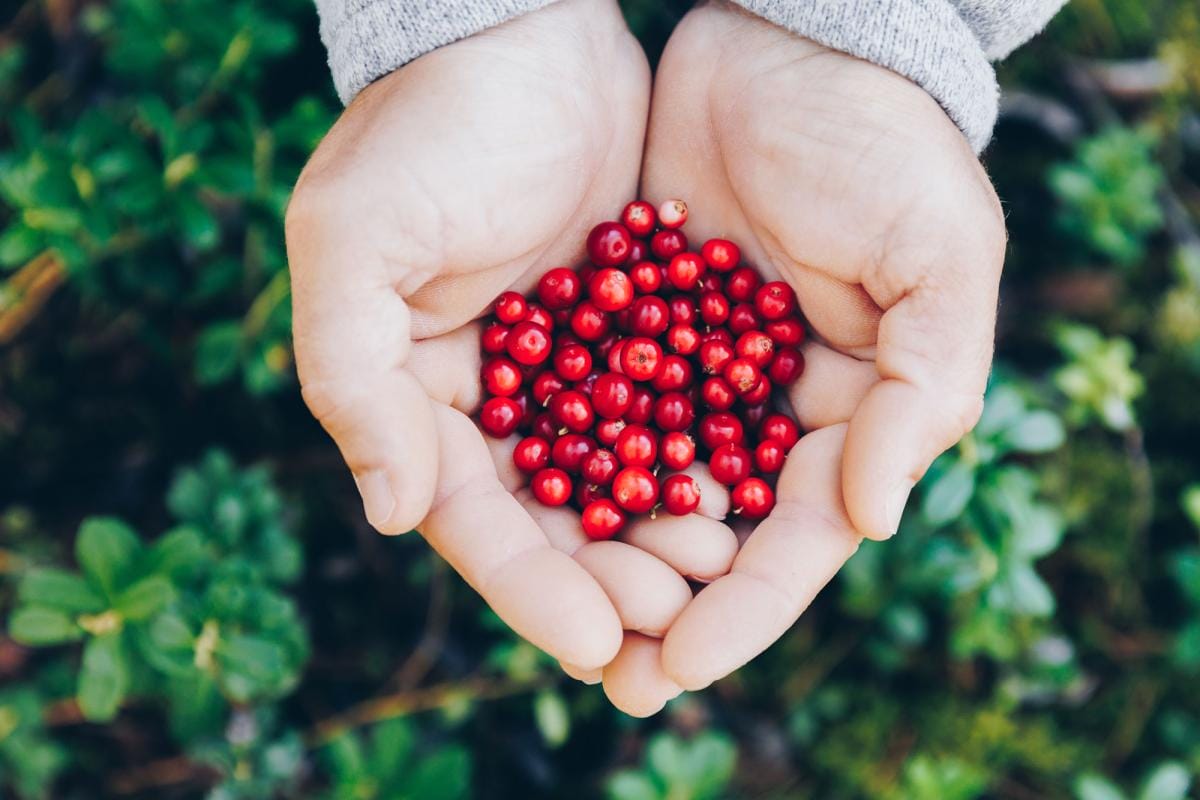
[1, 0, 1198, 797]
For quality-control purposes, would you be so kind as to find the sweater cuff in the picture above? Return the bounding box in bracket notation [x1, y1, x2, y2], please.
[728, 0, 997, 153]
[317, 0, 557, 105]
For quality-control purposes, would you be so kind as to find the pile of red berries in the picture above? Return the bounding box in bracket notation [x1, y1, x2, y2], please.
[477, 200, 806, 541]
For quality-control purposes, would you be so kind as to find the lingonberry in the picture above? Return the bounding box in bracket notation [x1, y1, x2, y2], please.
[513, 436, 552, 473]
[701, 327, 733, 345]
[627, 239, 648, 264]
[698, 412, 745, 450]
[650, 229, 687, 260]
[480, 397, 521, 437]
[654, 392, 696, 432]
[570, 301, 611, 341]
[760, 414, 800, 451]
[726, 267, 761, 303]
[595, 418, 626, 447]
[552, 343, 592, 382]
[732, 477, 775, 519]
[506, 321, 552, 366]
[701, 376, 736, 411]
[576, 481, 608, 507]
[665, 324, 700, 355]
[724, 358, 763, 396]
[736, 330, 775, 367]
[709, 443, 753, 485]
[652, 355, 693, 392]
[668, 295, 697, 325]
[755, 281, 798, 320]
[537, 267, 582, 310]
[606, 339, 626, 373]
[764, 318, 805, 347]
[525, 303, 554, 331]
[494, 291, 528, 325]
[629, 295, 670, 337]
[621, 201, 657, 238]
[552, 434, 596, 473]
[699, 339, 735, 375]
[620, 337, 664, 382]
[658, 199, 688, 229]
[512, 390, 536, 426]
[531, 371, 565, 406]
[700, 238, 740, 272]
[615, 424, 658, 468]
[629, 260, 663, 294]
[660, 431, 697, 470]
[532, 412, 557, 441]
[582, 498, 626, 539]
[699, 291, 731, 326]
[741, 373, 772, 406]
[743, 402, 768, 429]
[589, 268, 635, 312]
[767, 347, 805, 385]
[666, 252, 706, 291]
[612, 466, 660, 514]
[482, 323, 510, 354]
[627, 387, 656, 425]
[532, 468, 572, 506]
[755, 439, 786, 474]
[586, 221, 633, 267]
[728, 303, 761, 336]
[575, 370, 602, 399]
[662, 474, 701, 516]
[591, 372, 634, 419]
[698, 273, 723, 294]
[549, 390, 594, 433]
[582, 449, 620, 486]
[481, 357, 522, 397]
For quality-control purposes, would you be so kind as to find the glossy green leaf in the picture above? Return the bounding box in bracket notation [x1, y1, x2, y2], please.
[9, 606, 83, 645]
[78, 633, 129, 721]
[18, 568, 105, 613]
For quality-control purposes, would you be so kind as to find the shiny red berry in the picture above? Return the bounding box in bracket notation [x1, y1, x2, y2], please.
[736, 330, 775, 367]
[626, 386, 656, 425]
[506, 321, 552, 366]
[582, 449, 620, 486]
[481, 357, 522, 397]
[764, 318, 805, 347]
[549, 390, 594, 433]
[652, 355, 693, 392]
[513, 436, 551, 473]
[482, 323, 510, 354]
[701, 376, 736, 411]
[553, 343, 592, 381]
[532, 468, 572, 506]
[700, 238, 740, 272]
[586, 221, 633, 267]
[760, 414, 800, 451]
[728, 303, 761, 336]
[740, 373, 772, 406]
[552, 434, 596, 473]
[699, 291, 731, 326]
[480, 396, 521, 437]
[612, 466, 660, 513]
[662, 474, 701, 516]
[755, 281, 798, 320]
[668, 296, 696, 325]
[723, 358, 762, 396]
[732, 477, 775, 519]
[666, 253, 706, 291]
[615, 424, 658, 468]
[570, 301, 611, 341]
[665, 325, 701, 355]
[660, 431, 697, 470]
[589, 268, 635, 311]
[650, 229, 687, 260]
[629, 261, 663, 294]
[709, 443, 752, 485]
[582, 498, 626, 539]
[531, 371, 566, 406]
[629, 295, 670, 337]
[621, 201, 657, 238]
[591, 372, 634, 419]
[525, 303, 554, 331]
[699, 339, 735, 375]
[768, 347, 805, 385]
[726, 267, 761, 303]
[658, 199, 688, 229]
[595, 418, 627, 447]
[698, 412, 745, 450]
[494, 291, 528, 325]
[620, 337, 664, 382]
[537, 267, 582, 310]
[755, 439, 786, 473]
[653, 392, 696, 432]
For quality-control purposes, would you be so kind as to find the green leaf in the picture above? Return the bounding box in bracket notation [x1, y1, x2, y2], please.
[177, 194, 219, 250]
[922, 463, 976, 526]
[367, 718, 415, 779]
[142, 525, 206, 580]
[18, 568, 105, 613]
[534, 690, 570, 748]
[113, 575, 176, 620]
[78, 633, 129, 721]
[402, 747, 471, 800]
[9, 606, 83, 645]
[75, 517, 141, 596]
[166, 672, 226, 740]
[148, 611, 195, 652]
[607, 771, 662, 800]
[0, 223, 40, 266]
[1138, 763, 1190, 800]
[194, 321, 243, 385]
[1182, 486, 1200, 532]
[1002, 410, 1065, 453]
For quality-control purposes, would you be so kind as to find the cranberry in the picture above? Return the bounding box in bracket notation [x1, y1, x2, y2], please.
[548, 343, 590, 382]
[615, 424, 658, 468]
[531, 371, 566, 406]
[701, 327, 733, 345]
[662, 474, 701, 516]
[506, 321, 552, 366]
[755, 281, 798, 320]
[768, 347, 805, 385]
[589, 268, 635, 312]
[666, 253, 706, 291]
[626, 387, 656, 425]
[570, 301, 611, 341]
[620, 337, 664, 382]
[627, 239, 648, 264]
[532, 468, 572, 506]
[629, 295, 670, 337]
[630, 261, 663, 295]
[660, 431, 696, 470]
[513, 436, 551, 473]
[699, 291, 731, 326]
[743, 402, 768, 429]
[576, 481, 608, 507]
[698, 412, 744, 450]
[582, 449, 620, 486]
[480, 397, 521, 437]
[723, 358, 762, 396]
[650, 229, 687, 260]
[586, 221, 633, 267]
[736, 331, 775, 367]
[612, 466, 660, 513]
[621, 201, 657, 238]
[537, 267, 582, 310]
[665, 325, 700, 355]
[552, 434, 596, 473]
[760, 414, 800, 451]
[512, 390, 536, 426]
[699, 339, 735, 375]
[709, 443, 753, 485]
[755, 439, 786, 473]
[698, 273, 723, 294]
[482, 357, 522, 397]
[658, 199, 688, 229]
[582, 498, 626, 539]
[482, 323, 510, 354]
[726, 267, 761, 303]
[494, 291, 528, 325]
[765, 318, 805, 347]
[740, 373, 772, 406]
[668, 296, 697, 325]
[652, 355, 693, 392]
[653, 392, 696, 432]
[732, 477, 775, 519]
[595, 418, 626, 447]
[700, 238, 740, 272]
[532, 412, 557, 440]
[525, 303, 554, 331]
[591, 372, 634, 419]
[606, 339, 627, 373]
[550, 390, 594, 433]
[728, 303, 761, 336]
[701, 376, 736, 411]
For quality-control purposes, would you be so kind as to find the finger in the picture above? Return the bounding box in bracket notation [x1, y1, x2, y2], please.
[408, 321, 485, 413]
[573, 541, 692, 637]
[787, 341, 878, 430]
[661, 425, 862, 690]
[513, 488, 591, 555]
[843, 239, 1002, 538]
[602, 633, 683, 717]
[486, 435, 524, 494]
[560, 661, 602, 685]
[620, 513, 739, 583]
[420, 404, 622, 669]
[678, 462, 731, 520]
[288, 196, 439, 535]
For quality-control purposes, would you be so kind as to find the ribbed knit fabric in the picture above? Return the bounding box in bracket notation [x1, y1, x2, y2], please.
[316, 0, 1066, 152]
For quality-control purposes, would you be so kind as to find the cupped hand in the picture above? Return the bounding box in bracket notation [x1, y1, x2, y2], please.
[285, 0, 666, 674]
[639, 1, 1007, 690]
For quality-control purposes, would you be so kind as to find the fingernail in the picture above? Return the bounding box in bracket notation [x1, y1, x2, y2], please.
[353, 470, 396, 532]
[885, 480, 914, 536]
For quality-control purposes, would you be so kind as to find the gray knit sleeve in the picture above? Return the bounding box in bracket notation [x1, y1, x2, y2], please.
[728, 0, 1067, 152]
[316, 0, 556, 105]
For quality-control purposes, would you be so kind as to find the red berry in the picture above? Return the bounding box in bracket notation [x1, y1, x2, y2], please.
[537, 267, 583, 310]
[760, 414, 800, 451]
[728, 303, 761, 336]
[699, 339, 735, 375]
[764, 318, 805, 347]
[662, 474, 701, 516]
[589, 268, 635, 311]
[626, 387, 656, 425]
[658, 199, 688, 229]
[726, 267, 761, 303]
[699, 291, 731, 326]
[732, 477, 775, 519]
[709, 443, 752, 485]
[586, 221, 633, 267]
[666, 253, 706, 291]
[532, 468, 572, 506]
[552, 434, 596, 473]
[595, 418, 627, 447]
[660, 431, 696, 470]
[755, 281, 798, 320]
[506, 321, 552, 365]
[736, 330, 775, 367]
[615, 424, 658, 468]
[570, 301, 611, 341]
[701, 328, 733, 345]
[553, 343, 592, 381]
[665, 325, 700, 355]
[723, 358, 762, 396]
[668, 296, 697, 325]
[512, 389, 536, 426]
[755, 439, 786, 473]
[532, 412, 557, 440]
[650, 229, 687, 260]
[701, 376, 736, 411]
[481, 357, 522, 397]
[531, 371, 566, 406]
[576, 481, 608, 507]
[582, 498, 626, 539]
[700, 238, 740, 272]
[549, 390, 594, 433]
[627, 239, 648, 264]
[629, 295, 670, 337]
[592, 372, 634, 419]
[513, 436, 551, 473]
[612, 466, 660, 513]
[621, 201, 657, 238]
[480, 397, 521, 437]
[494, 291, 528, 325]
[606, 339, 627, 373]
[698, 412, 745, 450]
[740, 373, 772, 406]
[620, 337, 664, 382]
[525, 303, 554, 331]
[652, 355, 693, 392]
[482, 323, 510, 354]
[698, 273, 723, 294]
[629, 260, 663, 294]
[582, 448, 620, 486]
[743, 402, 768, 429]
[653, 392, 696, 432]
[768, 347, 805, 385]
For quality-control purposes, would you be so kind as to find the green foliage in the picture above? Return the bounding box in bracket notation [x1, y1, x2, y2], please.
[320, 719, 471, 800]
[606, 732, 736, 800]
[1075, 762, 1192, 800]
[0, 688, 66, 800]
[1054, 323, 1145, 431]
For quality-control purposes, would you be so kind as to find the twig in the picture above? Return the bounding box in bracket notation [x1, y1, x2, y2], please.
[108, 756, 219, 796]
[0, 250, 66, 345]
[387, 554, 453, 692]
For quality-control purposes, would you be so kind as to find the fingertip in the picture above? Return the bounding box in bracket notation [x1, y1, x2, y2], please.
[560, 660, 603, 685]
[602, 633, 683, 717]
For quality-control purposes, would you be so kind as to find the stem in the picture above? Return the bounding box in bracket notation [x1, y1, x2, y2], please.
[0, 250, 66, 345]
